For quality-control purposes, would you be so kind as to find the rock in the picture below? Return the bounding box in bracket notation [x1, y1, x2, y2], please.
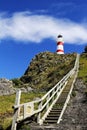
[27, 87, 33, 92]
[20, 87, 27, 93]
[0, 78, 15, 96]
[20, 87, 33, 93]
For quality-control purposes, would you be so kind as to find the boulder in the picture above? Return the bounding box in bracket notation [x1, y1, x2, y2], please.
[0, 78, 15, 96]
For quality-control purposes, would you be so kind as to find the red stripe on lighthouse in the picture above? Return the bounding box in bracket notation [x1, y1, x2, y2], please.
[57, 42, 63, 45]
[56, 49, 64, 52]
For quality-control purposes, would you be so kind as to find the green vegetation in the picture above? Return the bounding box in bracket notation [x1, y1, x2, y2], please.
[72, 91, 76, 97]
[19, 125, 30, 130]
[12, 78, 23, 88]
[84, 46, 87, 53]
[20, 52, 76, 91]
[78, 53, 87, 96]
[0, 117, 12, 130]
[78, 53, 87, 83]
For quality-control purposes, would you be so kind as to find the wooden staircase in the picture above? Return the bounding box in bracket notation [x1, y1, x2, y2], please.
[44, 75, 75, 124]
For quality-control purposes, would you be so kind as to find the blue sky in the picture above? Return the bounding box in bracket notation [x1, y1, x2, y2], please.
[0, 0, 87, 79]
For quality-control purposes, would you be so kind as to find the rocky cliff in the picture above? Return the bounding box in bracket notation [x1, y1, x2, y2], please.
[20, 51, 76, 92]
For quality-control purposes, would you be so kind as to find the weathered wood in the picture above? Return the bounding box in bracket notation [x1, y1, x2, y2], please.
[23, 102, 34, 118]
[11, 89, 21, 130]
[37, 101, 42, 124]
[46, 94, 50, 110]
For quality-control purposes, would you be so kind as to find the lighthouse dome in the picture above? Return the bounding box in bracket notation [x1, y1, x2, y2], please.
[58, 35, 62, 38]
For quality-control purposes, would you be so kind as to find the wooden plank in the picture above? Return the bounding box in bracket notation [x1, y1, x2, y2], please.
[11, 90, 21, 130]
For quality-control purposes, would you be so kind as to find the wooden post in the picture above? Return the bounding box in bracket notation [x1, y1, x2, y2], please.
[46, 94, 50, 110]
[37, 101, 42, 124]
[52, 89, 55, 102]
[11, 89, 21, 130]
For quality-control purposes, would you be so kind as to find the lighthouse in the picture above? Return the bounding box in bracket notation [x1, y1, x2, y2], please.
[56, 35, 64, 54]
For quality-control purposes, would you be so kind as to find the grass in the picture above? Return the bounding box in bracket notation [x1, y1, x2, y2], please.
[0, 117, 12, 130]
[78, 54, 87, 83]
[78, 54, 87, 96]
[0, 95, 15, 115]
[19, 125, 30, 130]
[72, 91, 76, 97]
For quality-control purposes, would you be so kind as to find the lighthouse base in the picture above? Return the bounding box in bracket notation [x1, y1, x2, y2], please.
[57, 52, 64, 54]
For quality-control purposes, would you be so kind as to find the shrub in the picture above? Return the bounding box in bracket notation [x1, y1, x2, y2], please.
[84, 46, 87, 53]
[72, 91, 76, 97]
[12, 78, 23, 86]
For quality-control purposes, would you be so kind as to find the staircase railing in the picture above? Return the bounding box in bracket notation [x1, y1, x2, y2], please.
[57, 53, 80, 124]
[11, 54, 80, 130]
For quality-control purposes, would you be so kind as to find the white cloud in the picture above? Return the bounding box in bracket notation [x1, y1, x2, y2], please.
[0, 11, 87, 44]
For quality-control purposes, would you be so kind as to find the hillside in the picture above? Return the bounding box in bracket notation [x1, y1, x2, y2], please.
[0, 52, 86, 130]
[11, 52, 87, 130]
[30, 53, 87, 130]
[0, 52, 77, 130]
[13, 52, 76, 92]
[14, 53, 87, 130]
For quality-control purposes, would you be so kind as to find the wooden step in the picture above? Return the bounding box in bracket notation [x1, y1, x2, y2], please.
[44, 119, 57, 124]
[52, 106, 63, 109]
[46, 117, 59, 120]
[53, 103, 64, 107]
[50, 109, 62, 112]
[43, 69, 76, 125]
[49, 112, 61, 115]
[51, 109, 62, 112]
[47, 114, 60, 117]
[56, 100, 65, 104]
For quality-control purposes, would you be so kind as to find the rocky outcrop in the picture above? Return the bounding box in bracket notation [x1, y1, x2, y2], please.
[20, 86, 33, 93]
[20, 52, 76, 91]
[0, 78, 33, 96]
[0, 78, 15, 96]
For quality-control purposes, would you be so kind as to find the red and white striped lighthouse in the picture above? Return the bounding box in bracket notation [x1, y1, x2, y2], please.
[56, 35, 64, 54]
